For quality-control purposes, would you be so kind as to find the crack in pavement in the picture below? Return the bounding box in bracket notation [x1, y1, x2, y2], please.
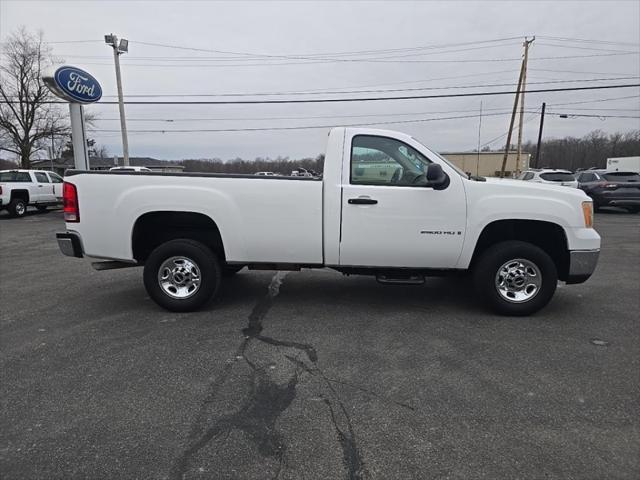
[170, 271, 369, 480]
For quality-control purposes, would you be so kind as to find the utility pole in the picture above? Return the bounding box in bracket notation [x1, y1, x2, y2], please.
[105, 34, 130, 166]
[516, 37, 534, 176]
[476, 101, 483, 177]
[499, 57, 526, 178]
[534, 102, 546, 168]
[500, 37, 535, 178]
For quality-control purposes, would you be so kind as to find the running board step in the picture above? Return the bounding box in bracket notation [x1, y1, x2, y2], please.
[91, 261, 138, 271]
[376, 274, 425, 285]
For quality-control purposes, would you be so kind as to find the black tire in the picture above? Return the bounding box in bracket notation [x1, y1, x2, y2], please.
[473, 240, 558, 316]
[8, 198, 27, 218]
[36, 205, 48, 212]
[222, 265, 244, 277]
[143, 239, 221, 312]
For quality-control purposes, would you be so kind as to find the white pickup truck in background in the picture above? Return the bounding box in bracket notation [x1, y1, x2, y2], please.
[0, 169, 64, 217]
[56, 128, 600, 316]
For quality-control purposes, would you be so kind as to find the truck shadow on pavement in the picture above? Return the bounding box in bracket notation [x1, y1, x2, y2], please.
[168, 269, 588, 479]
[169, 272, 381, 480]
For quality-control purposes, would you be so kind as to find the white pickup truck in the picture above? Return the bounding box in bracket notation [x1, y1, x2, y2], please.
[0, 169, 64, 217]
[56, 128, 600, 315]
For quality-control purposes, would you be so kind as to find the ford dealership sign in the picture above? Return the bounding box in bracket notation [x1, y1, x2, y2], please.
[48, 66, 102, 104]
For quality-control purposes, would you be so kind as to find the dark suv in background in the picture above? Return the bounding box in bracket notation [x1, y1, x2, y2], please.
[575, 170, 640, 213]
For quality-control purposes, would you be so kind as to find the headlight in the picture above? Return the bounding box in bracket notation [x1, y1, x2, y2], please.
[582, 201, 594, 228]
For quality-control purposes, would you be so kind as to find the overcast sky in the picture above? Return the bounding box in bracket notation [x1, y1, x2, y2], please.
[1, 0, 639, 160]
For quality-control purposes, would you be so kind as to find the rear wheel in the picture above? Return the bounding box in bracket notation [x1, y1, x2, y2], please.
[8, 198, 27, 218]
[143, 239, 221, 312]
[473, 241, 557, 316]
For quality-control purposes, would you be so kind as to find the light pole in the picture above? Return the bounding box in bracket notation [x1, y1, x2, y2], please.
[105, 33, 130, 166]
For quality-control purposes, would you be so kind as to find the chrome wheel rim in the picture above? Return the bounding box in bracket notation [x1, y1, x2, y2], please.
[495, 258, 542, 303]
[157, 256, 201, 299]
[16, 202, 25, 215]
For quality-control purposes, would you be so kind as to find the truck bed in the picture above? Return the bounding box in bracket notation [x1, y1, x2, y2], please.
[65, 170, 324, 264]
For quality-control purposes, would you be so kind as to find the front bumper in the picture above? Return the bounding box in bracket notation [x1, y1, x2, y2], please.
[566, 249, 599, 284]
[56, 232, 84, 258]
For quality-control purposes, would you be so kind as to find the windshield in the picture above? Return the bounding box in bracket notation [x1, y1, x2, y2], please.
[540, 172, 575, 182]
[602, 172, 640, 182]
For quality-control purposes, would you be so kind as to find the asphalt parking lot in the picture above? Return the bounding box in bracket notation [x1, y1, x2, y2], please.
[1, 208, 639, 480]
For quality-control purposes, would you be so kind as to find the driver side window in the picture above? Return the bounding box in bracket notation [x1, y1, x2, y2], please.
[350, 135, 431, 186]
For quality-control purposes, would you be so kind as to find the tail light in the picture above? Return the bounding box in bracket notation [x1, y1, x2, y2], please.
[582, 201, 593, 228]
[63, 182, 79, 222]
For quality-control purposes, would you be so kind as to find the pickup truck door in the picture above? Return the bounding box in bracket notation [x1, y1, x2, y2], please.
[339, 133, 466, 269]
[47, 172, 64, 200]
[33, 172, 55, 203]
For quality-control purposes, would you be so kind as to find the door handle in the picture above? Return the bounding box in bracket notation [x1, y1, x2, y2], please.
[38, 185, 43, 188]
[348, 198, 378, 205]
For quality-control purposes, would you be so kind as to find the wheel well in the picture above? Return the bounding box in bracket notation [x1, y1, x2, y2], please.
[10, 190, 29, 203]
[132, 211, 225, 263]
[471, 220, 570, 280]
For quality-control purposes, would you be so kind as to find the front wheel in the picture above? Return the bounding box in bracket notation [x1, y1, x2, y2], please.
[143, 239, 221, 312]
[473, 241, 558, 316]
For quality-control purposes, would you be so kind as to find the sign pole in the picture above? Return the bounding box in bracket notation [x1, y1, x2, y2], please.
[43, 65, 102, 172]
[69, 103, 89, 170]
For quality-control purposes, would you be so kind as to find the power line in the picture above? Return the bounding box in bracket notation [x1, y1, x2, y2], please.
[92, 111, 539, 133]
[545, 112, 640, 119]
[479, 109, 543, 148]
[530, 68, 640, 77]
[73, 51, 638, 67]
[46, 39, 103, 44]
[6, 83, 639, 106]
[92, 105, 639, 123]
[94, 107, 523, 123]
[95, 77, 638, 98]
[89, 110, 638, 135]
[131, 36, 523, 61]
[536, 42, 639, 54]
[53, 42, 525, 63]
[548, 94, 640, 106]
[536, 35, 640, 47]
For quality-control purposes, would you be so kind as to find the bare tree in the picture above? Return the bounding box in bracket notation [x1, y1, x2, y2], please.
[0, 27, 68, 168]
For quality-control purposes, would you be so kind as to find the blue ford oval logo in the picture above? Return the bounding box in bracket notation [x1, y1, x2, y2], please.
[53, 66, 102, 104]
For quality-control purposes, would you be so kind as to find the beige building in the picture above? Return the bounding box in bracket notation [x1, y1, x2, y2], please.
[442, 151, 531, 178]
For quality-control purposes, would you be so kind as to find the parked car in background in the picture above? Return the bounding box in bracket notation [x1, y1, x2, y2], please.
[0, 169, 64, 217]
[576, 170, 640, 213]
[518, 168, 578, 188]
[290, 167, 318, 177]
[109, 166, 152, 172]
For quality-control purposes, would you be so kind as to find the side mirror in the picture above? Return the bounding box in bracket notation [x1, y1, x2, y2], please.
[425, 163, 450, 190]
